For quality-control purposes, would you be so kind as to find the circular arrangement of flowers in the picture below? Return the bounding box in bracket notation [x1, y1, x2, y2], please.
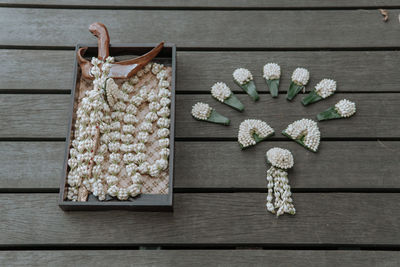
[190, 63, 357, 217]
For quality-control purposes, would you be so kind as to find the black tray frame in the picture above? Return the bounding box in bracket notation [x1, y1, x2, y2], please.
[59, 43, 176, 211]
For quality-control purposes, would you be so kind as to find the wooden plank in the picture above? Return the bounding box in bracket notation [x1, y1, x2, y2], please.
[175, 141, 400, 189]
[1, 0, 399, 8]
[0, 142, 63, 189]
[1, 193, 400, 244]
[1, 141, 400, 190]
[0, 50, 74, 91]
[0, 94, 398, 139]
[2, 50, 400, 93]
[177, 94, 400, 138]
[0, 94, 69, 138]
[1, 250, 399, 267]
[1, 9, 399, 48]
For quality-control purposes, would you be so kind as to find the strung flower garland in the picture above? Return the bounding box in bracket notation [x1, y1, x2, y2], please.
[317, 99, 356, 121]
[233, 68, 259, 101]
[67, 56, 114, 201]
[238, 119, 274, 149]
[287, 67, 310, 101]
[263, 63, 281, 98]
[282, 118, 320, 152]
[211, 82, 244, 112]
[67, 58, 171, 201]
[302, 79, 337, 106]
[191, 102, 230, 125]
[265, 147, 296, 216]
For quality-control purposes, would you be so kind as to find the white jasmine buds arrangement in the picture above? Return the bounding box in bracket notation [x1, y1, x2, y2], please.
[67, 59, 172, 202]
[282, 119, 320, 152]
[266, 147, 296, 216]
[263, 63, 281, 98]
[233, 68, 259, 101]
[186, 61, 359, 217]
[191, 102, 230, 125]
[317, 99, 356, 121]
[302, 79, 337, 106]
[211, 82, 244, 111]
[287, 67, 310, 101]
[238, 119, 274, 149]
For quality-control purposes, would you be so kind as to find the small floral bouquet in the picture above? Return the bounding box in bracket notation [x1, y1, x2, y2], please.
[282, 118, 320, 152]
[265, 147, 295, 216]
[233, 68, 259, 101]
[238, 119, 274, 149]
[317, 99, 356, 121]
[287, 67, 309, 101]
[301, 79, 336, 106]
[211, 82, 244, 111]
[191, 102, 230, 125]
[263, 63, 281, 98]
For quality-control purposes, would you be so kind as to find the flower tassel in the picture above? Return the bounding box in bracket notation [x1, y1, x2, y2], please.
[266, 148, 296, 217]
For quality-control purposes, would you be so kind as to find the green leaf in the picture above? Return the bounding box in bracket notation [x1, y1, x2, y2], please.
[301, 89, 323, 106]
[206, 109, 230, 125]
[282, 131, 318, 153]
[235, 80, 259, 101]
[317, 106, 342, 121]
[287, 82, 304, 101]
[239, 132, 274, 150]
[266, 79, 280, 98]
[223, 93, 245, 112]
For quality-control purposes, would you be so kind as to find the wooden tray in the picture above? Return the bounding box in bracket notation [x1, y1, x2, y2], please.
[59, 43, 176, 211]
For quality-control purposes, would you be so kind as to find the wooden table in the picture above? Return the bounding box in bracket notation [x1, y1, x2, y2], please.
[1, 1, 400, 266]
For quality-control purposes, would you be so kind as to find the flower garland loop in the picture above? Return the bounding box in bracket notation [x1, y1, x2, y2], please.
[67, 58, 171, 201]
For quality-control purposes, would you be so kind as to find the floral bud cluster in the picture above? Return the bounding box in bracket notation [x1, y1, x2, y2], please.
[263, 63, 281, 80]
[291, 67, 310, 86]
[284, 118, 320, 152]
[335, 99, 356, 118]
[191, 102, 212, 120]
[233, 68, 253, 85]
[211, 82, 232, 102]
[238, 119, 274, 148]
[266, 147, 294, 170]
[315, 79, 336, 98]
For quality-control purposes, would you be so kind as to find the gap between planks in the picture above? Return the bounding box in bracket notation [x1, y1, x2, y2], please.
[1, 3, 400, 11]
[1, 45, 400, 51]
[0, 244, 400, 250]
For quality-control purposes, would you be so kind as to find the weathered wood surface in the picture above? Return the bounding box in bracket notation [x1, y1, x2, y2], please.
[1, 94, 398, 138]
[177, 94, 400, 138]
[0, 1, 399, 261]
[1, 9, 399, 48]
[2, 0, 399, 8]
[1, 141, 399, 190]
[1, 193, 400, 244]
[182, 93, 398, 138]
[2, 50, 400, 93]
[1, 250, 399, 267]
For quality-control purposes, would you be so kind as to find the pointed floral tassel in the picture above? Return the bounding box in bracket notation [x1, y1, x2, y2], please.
[266, 147, 296, 217]
[263, 63, 281, 98]
[282, 118, 320, 152]
[233, 68, 259, 101]
[287, 68, 309, 101]
[302, 79, 336, 106]
[191, 102, 230, 125]
[317, 99, 356, 121]
[211, 82, 244, 111]
[238, 119, 274, 149]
